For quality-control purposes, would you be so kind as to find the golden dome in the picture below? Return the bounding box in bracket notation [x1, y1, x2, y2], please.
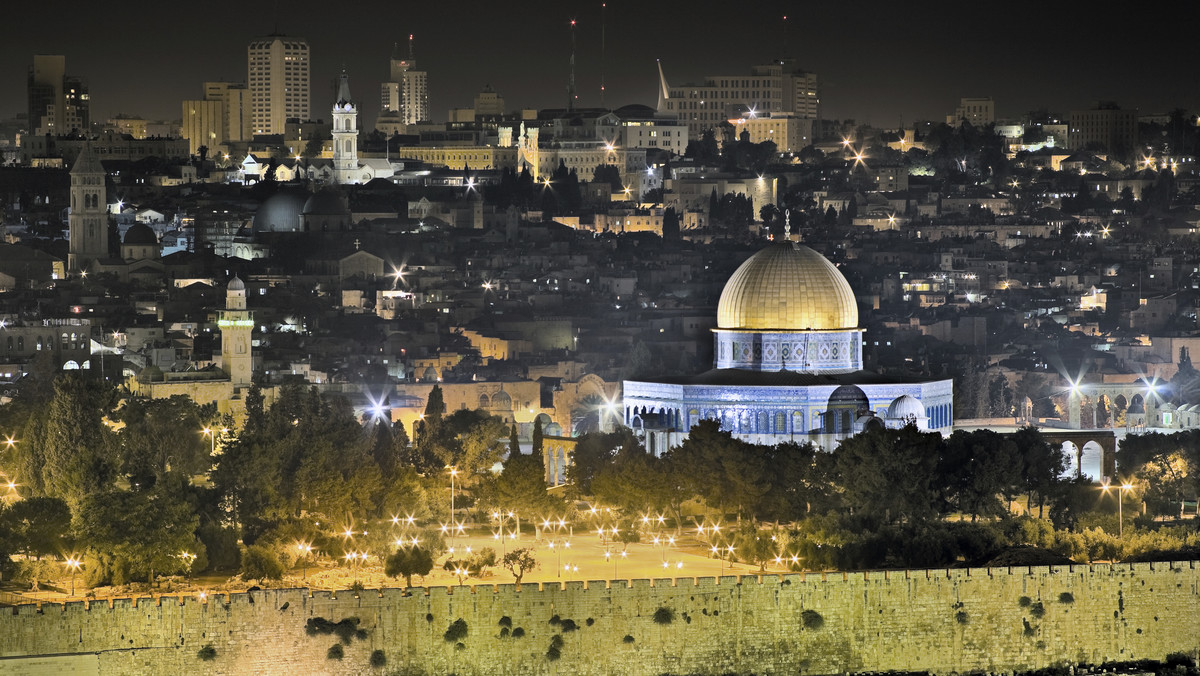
[717, 242, 858, 331]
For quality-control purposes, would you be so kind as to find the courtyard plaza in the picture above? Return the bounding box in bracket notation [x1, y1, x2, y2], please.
[6, 524, 785, 605]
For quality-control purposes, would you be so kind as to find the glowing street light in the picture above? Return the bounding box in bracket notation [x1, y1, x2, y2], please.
[1101, 481, 1135, 537]
[296, 542, 313, 580]
[64, 556, 82, 596]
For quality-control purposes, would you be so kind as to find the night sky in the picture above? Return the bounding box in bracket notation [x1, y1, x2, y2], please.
[5, 0, 1198, 128]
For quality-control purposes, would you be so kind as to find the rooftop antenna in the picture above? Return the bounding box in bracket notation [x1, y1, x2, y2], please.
[656, 59, 671, 112]
[409, 33, 414, 61]
[567, 18, 578, 112]
[600, 3, 607, 108]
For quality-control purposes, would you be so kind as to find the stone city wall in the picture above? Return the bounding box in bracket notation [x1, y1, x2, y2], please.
[1, 561, 1197, 675]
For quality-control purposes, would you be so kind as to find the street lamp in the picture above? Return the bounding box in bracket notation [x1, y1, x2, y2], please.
[64, 556, 82, 597]
[1102, 481, 1135, 537]
[447, 466, 458, 523]
[296, 542, 313, 580]
[180, 552, 197, 582]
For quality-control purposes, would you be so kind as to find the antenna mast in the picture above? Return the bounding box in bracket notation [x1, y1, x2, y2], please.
[567, 18, 578, 112]
[600, 3, 607, 108]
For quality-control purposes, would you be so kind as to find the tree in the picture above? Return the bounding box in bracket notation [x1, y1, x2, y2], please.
[566, 429, 627, 495]
[508, 424, 520, 456]
[1012, 426, 1067, 518]
[500, 547, 538, 588]
[112, 395, 212, 486]
[670, 420, 766, 518]
[240, 544, 284, 581]
[592, 164, 623, 192]
[494, 446, 560, 518]
[0, 497, 71, 560]
[832, 425, 943, 527]
[531, 418, 544, 458]
[940, 430, 1022, 520]
[385, 545, 434, 587]
[662, 207, 680, 240]
[424, 385, 447, 426]
[38, 374, 117, 510]
[732, 523, 777, 572]
[75, 483, 203, 585]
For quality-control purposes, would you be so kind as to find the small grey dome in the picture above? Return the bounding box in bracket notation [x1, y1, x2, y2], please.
[228, 276, 245, 291]
[887, 395, 926, 420]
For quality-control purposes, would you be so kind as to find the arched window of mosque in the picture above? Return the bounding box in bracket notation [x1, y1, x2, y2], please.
[61, 333, 68, 347]
[775, 412, 786, 432]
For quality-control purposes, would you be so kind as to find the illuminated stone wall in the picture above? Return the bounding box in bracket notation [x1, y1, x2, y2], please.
[1, 562, 1197, 675]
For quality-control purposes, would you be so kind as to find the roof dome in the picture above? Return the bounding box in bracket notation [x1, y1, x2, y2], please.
[252, 191, 306, 232]
[122, 223, 158, 245]
[227, 276, 245, 291]
[717, 242, 858, 331]
[302, 189, 349, 216]
[887, 395, 926, 420]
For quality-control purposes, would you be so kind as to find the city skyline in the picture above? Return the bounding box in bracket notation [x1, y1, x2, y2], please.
[6, 0, 1200, 128]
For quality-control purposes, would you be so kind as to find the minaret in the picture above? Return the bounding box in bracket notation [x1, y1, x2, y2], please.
[331, 69, 358, 182]
[68, 144, 108, 271]
[219, 276, 253, 386]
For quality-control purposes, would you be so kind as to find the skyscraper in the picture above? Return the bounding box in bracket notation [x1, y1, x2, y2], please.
[659, 61, 819, 139]
[380, 36, 428, 126]
[182, 82, 252, 156]
[247, 35, 310, 136]
[28, 55, 89, 135]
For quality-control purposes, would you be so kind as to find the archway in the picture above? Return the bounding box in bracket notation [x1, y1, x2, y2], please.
[1060, 441, 1081, 478]
[1080, 440, 1105, 481]
[1113, 394, 1128, 426]
[826, 385, 869, 434]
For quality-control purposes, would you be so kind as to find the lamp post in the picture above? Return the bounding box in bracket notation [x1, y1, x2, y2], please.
[1102, 482, 1134, 537]
[447, 466, 458, 524]
[64, 556, 82, 597]
[296, 543, 313, 580]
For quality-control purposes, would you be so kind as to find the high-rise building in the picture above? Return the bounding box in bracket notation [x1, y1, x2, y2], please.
[247, 35, 310, 136]
[28, 55, 90, 135]
[949, 97, 995, 126]
[205, 82, 253, 142]
[68, 144, 107, 271]
[380, 36, 428, 126]
[1068, 102, 1137, 156]
[182, 82, 252, 155]
[659, 61, 819, 139]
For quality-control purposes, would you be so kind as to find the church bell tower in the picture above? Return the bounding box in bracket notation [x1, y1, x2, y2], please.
[68, 144, 108, 271]
[331, 69, 358, 182]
